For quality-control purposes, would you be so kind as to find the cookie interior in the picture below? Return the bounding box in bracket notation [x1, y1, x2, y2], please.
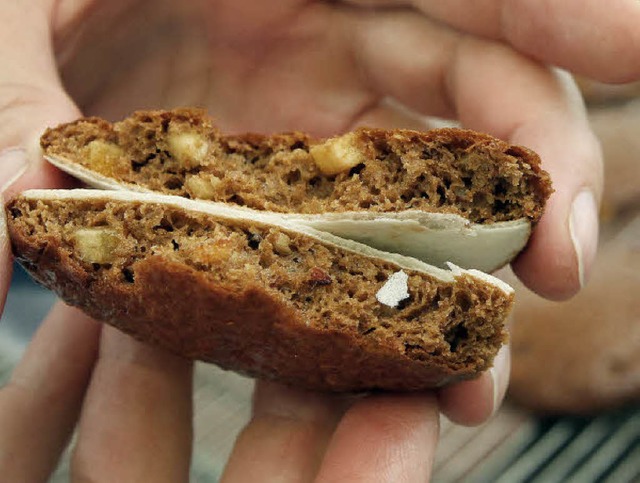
[41, 109, 552, 224]
[8, 195, 510, 372]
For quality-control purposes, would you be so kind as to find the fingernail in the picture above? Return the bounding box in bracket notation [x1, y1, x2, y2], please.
[0, 147, 29, 193]
[489, 369, 499, 417]
[489, 344, 510, 417]
[0, 193, 7, 245]
[569, 190, 599, 288]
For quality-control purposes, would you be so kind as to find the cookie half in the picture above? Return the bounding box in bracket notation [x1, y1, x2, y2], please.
[6, 189, 513, 391]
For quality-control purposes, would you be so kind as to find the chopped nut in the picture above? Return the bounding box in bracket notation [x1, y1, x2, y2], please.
[166, 128, 209, 168]
[184, 174, 222, 199]
[272, 232, 292, 256]
[84, 140, 126, 175]
[73, 228, 119, 264]
[308, 267, 332, 286]
[310, 132, 365, 176]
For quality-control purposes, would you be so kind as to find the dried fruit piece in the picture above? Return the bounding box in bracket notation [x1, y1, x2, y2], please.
[308, 267, 332, 286]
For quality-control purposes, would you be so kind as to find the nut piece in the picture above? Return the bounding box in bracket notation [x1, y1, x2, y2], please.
[310, 132, 364, 176]
[73, 228, 119, 264]
[84, 140, 126, 176]
[166, 128, 209, 168]
[272, 232, 292, 256]
[184, 173, 222, 199]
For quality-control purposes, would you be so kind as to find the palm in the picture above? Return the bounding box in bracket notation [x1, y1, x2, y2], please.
[60, 0, 384, 136]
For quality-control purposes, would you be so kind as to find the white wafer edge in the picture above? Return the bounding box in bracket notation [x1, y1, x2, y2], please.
[18, 188, 514, 295]
[47, 152, 530, 275]
[46, 154, 150, 192]
[289, 211, 530, 274]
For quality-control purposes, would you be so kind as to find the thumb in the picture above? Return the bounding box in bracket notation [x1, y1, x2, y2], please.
[0, 2, 80, 310]
[0, 2, 81, 198]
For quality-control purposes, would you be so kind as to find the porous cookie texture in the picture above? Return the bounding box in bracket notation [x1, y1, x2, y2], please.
[7, 109, 553, 391]
[41, 108, 552, 225]
[7, 190, 512, 391]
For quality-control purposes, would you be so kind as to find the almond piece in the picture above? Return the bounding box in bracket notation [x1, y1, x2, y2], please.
[310, 132, 364, 176]
[272, 232, 292, 256]
[184, 174, 222, 199]
[167, 129, 209, 168]
[73, 228, 119, 264]
[84, 140, 126, 176]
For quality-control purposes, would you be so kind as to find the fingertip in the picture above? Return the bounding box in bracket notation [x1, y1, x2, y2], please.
[437, 375, 492, 427]
[438, 344, 510, 426]
[252, 380, 348, 424]
[508, 108, 602, 300]
[511, 227, 580, 301]
[224, 382, 346, 483]
[489, 344, 510, 417]
[512, 184, 600, 301]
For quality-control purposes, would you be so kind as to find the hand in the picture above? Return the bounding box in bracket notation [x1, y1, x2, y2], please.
[1, 1, 639, 481]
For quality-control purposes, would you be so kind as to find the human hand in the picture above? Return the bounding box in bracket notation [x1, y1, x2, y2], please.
[1, 1, 639, 481]
[0, 302, 506, 481]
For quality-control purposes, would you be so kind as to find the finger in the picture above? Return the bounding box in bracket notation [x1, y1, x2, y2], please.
[448, 37, 602, 299]
[438, 344, 510, 426]
[0, 2, 80, 196]
[353, 97, 450, 131]
[343, 0, 640, 82]
[0, 201, 13, 315]
[222, 382, 347, 482]
[0, 2, 81, 310]
[71, 326, 193, 482]
[0, 302, 100, 482]
[314, 394, 439, 483]
[344, 8, 460, 119]
[0, 2, 79, 150]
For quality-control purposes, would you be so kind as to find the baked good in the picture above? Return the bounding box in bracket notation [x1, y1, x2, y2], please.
[509, 216, 640, 413]
[7, 189, 513, 391]
[41, 109, 552, 272]
[5, 110, 552, 391]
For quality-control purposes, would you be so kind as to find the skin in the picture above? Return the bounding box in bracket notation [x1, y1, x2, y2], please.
[0, 0, 638, 480]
